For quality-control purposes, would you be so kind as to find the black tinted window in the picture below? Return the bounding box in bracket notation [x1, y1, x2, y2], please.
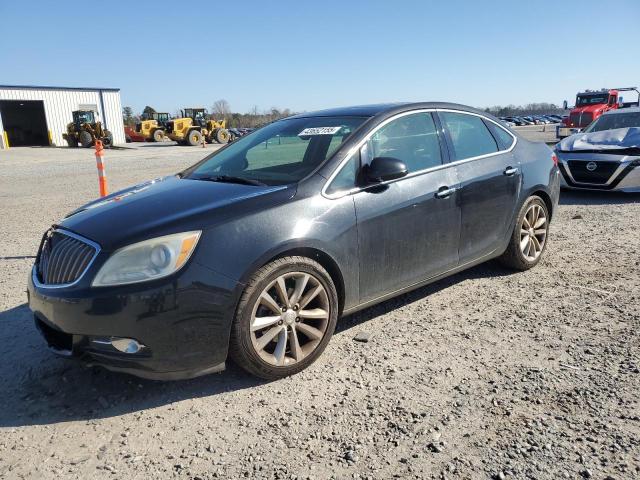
[367, 112, 442, 173]
[484, 120, 515, 150]
[440, 112, 498, 160]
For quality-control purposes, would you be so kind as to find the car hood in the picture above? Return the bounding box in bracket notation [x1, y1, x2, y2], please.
[558, 127, 640, 152]
[59, 176, 292, 251]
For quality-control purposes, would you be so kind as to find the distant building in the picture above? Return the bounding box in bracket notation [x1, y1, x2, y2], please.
[0, 85, 125, 149]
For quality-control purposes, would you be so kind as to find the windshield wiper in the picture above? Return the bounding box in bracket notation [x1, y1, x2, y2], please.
[196, 175, 266, 186]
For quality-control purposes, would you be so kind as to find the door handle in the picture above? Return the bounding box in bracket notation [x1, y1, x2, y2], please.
[435, 186, 457, 199]
[504, 166, 519, 176]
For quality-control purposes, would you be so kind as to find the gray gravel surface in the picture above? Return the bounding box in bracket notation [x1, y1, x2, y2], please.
[0, 145, 638, 479]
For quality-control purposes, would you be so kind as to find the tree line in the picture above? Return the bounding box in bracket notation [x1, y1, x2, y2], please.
[482, 102, 565, 117]
[122, 100, 295, 128]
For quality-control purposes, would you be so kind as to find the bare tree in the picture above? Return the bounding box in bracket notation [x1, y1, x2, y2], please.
[211, 99, 231, 120]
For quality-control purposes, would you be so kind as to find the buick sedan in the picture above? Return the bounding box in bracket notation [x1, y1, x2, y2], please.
[28, 103, 560, 380]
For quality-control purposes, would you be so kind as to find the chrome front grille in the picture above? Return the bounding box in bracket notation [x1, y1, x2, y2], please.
[36, 230, 98, 286]
[569, 112, 593, 128]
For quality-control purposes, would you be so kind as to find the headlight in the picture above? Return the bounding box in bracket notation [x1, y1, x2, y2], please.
[92, 231, 201, 287]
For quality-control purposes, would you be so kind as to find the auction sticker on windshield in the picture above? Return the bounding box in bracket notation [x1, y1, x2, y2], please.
[298, 127, 342, 136]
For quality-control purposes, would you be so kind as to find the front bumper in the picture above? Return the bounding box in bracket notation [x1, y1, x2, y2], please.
[27, 260, 242, 380]
[558, 158, 640, 192]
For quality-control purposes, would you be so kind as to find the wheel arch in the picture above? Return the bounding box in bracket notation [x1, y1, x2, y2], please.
[530, 188, 554, 220]
[242, 245, 346, 316]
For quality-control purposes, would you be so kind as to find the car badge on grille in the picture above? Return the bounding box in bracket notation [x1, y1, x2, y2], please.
[586, 161, 597, 172]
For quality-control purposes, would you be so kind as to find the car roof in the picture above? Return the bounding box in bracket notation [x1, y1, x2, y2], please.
[288, 102, 493, 120]
[602, 107, 640, 116]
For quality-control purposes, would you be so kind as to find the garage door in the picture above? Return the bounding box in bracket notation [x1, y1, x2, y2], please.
[0, 100, 49, 147]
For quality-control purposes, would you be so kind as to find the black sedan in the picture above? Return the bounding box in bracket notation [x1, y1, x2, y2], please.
[28, 103, 560, 380]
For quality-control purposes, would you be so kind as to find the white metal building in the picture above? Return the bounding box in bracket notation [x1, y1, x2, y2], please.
[0, 85, 125, 149]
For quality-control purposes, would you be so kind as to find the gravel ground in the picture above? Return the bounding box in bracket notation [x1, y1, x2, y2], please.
[0, 143, 638, 480]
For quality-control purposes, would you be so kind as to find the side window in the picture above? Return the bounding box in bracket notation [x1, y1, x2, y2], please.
[484, 120, 515, 151]
[367, 112, 442, 173]
[440, 112, 498, 160]
[325, 155, 359, 195]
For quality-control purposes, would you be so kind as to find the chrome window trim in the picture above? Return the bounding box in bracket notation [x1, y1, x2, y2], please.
[32, 229, 101, 289]
[322, 108, 518, 199]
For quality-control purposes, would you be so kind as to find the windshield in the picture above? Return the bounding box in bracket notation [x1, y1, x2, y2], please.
[576, 94, 609, 106]
[184, 116, 369, 185]
[584, 112, 640, 132]
[75, 111, 94, 123]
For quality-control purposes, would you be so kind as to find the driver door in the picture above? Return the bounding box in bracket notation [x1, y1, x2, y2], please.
[353, 112, 461, 302]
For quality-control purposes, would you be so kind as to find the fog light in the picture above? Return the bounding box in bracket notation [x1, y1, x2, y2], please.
[111, 337, 145, 354]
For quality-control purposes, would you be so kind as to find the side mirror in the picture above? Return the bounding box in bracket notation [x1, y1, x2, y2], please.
[562, 100, 568, 110]
[364, 157, 408, 183]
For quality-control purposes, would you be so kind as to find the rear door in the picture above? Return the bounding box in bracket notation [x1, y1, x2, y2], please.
[437, 111, 521, 264]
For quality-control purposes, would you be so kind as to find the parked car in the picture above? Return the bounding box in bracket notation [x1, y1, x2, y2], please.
[28, 102, 560, 380]
[555, 107, 640, 192]
[515, 117, 534, 125]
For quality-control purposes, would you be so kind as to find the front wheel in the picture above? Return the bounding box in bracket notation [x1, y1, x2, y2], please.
[229, 256, 338, 379]
[78, 130, 93, 148]
[498, 196, 549, 270]
[152, 129, 165, 142]
[186, 129, 202, 146]
[214, 128, 230, 144]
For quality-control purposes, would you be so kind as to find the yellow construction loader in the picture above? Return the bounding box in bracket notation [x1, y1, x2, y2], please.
[63, 110, 113, 148]
[166, 108, 230, 146]
[135, 112, 170, 142]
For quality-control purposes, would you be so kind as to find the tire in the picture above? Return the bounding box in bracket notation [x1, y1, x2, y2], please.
[102, 131, 113, 147]
[214, 128, 230, 144]
[78, 130, 93, 148]
[125, 135, 132, 143]
[498, 195, 550, 271]
[229, 256, 339, 379]
[152, 129, 165, 142]
[65, 136, 77, 148]
[186, 129, 202, 146]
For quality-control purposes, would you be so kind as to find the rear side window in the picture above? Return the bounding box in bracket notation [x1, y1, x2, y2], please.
[484, 120, 515, 150]
[440, 112, 498, 161]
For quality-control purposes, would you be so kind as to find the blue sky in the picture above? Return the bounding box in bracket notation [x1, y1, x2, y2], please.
[1, 0, 638, 114]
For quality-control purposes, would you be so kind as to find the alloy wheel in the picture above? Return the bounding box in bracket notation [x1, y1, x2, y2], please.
[520, 203, 547, 261]
[250, 272, 330, 366]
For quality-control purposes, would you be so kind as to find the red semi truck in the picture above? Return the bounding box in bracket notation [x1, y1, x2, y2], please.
[556, 87, 639, 139]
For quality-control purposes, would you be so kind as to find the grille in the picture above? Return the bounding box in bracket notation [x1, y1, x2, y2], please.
[569, 112, 593, 128]
[567, 160, 619, 184]
[37, 230, 98, 286]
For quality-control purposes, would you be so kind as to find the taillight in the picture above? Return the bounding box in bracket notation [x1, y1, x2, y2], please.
[551, 153, 559, 166]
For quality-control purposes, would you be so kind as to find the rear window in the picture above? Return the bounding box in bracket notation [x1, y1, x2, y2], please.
[440, 112, 498, 160]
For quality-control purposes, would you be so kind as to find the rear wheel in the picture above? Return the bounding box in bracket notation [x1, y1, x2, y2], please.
[229, 256, 338, 379]
[78, 130, 93, 148]
[152, 129, 165, 142]
[498, 196, 549, 270]
[186, 129, 202, 146]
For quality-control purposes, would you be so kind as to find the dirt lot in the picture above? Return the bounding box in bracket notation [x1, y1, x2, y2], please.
[0, 141, 638, 480]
